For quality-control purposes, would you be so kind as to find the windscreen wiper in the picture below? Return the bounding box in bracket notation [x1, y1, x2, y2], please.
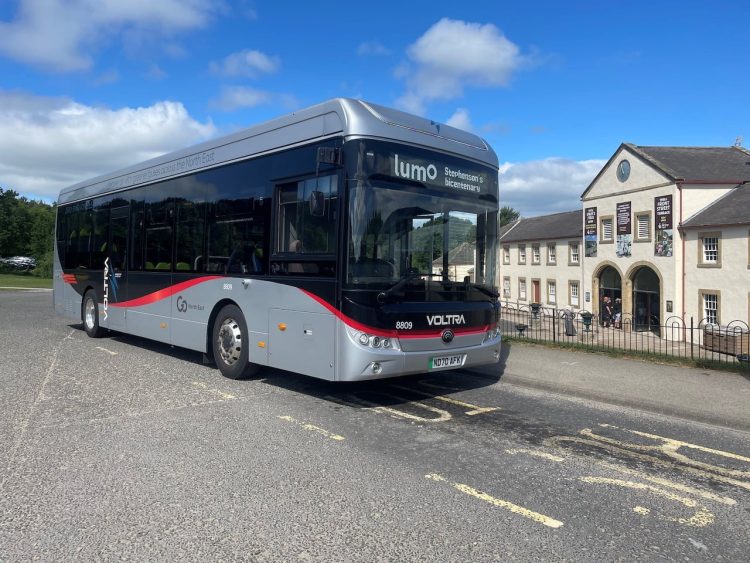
[377, 269, 440, 304]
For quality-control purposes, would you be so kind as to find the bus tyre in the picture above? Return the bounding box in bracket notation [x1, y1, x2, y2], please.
[212, 305, 260, 380]
[82, 290, 105, 338]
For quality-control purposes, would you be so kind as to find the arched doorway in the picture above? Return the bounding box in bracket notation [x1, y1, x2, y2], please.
[599, 266, 621, 325]
[632, 266, 660, 334]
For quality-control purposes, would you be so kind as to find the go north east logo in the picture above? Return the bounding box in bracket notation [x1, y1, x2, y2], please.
[176, 295, 204, 313]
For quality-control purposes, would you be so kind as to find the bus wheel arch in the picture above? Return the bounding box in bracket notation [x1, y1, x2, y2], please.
[209, 301, 260, 380]
[81, 287, 105, 338]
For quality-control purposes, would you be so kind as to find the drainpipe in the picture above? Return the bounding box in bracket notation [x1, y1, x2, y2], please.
[678, 182, 685, 324]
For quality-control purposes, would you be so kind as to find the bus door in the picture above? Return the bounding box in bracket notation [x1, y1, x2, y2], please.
[127, 197, 174, 344]
[107, 203, 129, 331]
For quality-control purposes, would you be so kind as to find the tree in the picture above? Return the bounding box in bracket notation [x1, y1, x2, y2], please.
[499, 205, 520, 227]
[0, 188, 56, 277]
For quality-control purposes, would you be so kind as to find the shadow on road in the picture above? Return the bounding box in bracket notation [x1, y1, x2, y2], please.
[77, 322, 510, 411]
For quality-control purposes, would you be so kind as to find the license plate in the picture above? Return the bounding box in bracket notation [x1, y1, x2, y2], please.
[429, 354, 466, 370]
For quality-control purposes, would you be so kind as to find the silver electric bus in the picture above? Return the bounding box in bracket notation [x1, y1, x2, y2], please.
[54, 99, 501, 381]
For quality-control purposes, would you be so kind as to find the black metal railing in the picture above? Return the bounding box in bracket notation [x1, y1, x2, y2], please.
[499, 300, 750, 370]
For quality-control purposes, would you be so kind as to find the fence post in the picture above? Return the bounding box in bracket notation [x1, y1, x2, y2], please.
[553, 306, 557, 343]
[690, 317, 694, 360]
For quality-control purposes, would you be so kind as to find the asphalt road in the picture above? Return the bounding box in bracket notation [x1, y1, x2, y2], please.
[1, 292, 748, 561]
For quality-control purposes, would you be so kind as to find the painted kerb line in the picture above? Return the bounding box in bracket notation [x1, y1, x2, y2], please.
[426, 473, 563, 529]
[278, 415, 345, 441]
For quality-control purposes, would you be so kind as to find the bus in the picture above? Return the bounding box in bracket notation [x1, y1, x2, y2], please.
[54, 99, 501, 381]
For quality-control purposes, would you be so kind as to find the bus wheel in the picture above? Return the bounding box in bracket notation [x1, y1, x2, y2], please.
[212, 305, 260, 380]
[82, 290, 105, 338]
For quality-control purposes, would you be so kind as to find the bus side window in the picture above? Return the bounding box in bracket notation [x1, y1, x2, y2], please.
[144, 199, 173, 271]
[175, 200, 206, 273]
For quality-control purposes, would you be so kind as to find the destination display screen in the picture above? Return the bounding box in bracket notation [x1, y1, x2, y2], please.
[359, 141, 496, 197]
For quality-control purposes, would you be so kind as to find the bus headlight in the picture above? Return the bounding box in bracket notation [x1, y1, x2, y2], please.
[347, 327, 401, 351]
[483, 326, 502, 343]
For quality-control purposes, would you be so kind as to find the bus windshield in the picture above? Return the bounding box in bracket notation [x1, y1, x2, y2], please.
[346, 183, 498, 301]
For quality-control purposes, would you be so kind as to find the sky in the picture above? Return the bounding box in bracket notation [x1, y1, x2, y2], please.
[0, 0, 748, 217]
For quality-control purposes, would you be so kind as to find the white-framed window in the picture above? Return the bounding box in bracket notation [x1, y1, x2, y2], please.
[519, 278, 527, 301]
[569, 243, 580, 265]
[569, 281, 579, 307]
[518, 244, 526, 264]
[503, 276, 511, 298]
[635, 212, 651, 241]
[532, 244, 540, 264]
[547, 243, 556, 265]
[503, 245, 510, 265]
[601, 217, 613, 242]
[703, 292, 719, 324]
[547, 280, 556, 304]
[698, 232, 721, 268]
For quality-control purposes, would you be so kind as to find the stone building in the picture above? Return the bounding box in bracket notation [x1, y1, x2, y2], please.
[581, 143, 750, 336]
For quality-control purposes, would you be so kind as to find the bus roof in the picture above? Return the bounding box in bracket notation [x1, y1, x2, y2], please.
[58, 98, 498, 205]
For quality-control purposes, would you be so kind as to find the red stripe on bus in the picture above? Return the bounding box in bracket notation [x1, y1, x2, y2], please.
[110, 276, 222, 308]
[300, 289, 489, 339]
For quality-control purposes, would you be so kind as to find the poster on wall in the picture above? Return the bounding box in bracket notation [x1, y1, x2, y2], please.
[584, 206, 597, 257]
[616, 201, 632, 257]
[654, 194, 673, 257]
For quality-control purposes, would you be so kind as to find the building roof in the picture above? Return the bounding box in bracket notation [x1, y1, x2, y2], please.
[582, 143, 750, 199]
[432, 241, 476, 266]
[498, 210, 582, 243]
[626, 144, 750, 183]
[682, 182, 750, 228]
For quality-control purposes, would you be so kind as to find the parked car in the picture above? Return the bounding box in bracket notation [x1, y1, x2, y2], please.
[0, 256, 37, 271]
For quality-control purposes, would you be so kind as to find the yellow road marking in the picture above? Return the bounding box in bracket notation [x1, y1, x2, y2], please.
[341, 393, 452, 423]
[596, 424, 750, 476]
[545, 432, 750, 492]
[426, 473, 563, 529]
[598, 461, 736, 506]
[277, 415, 345, 441]
[579, 477, 715, 528]
[95, 346, 118, 355]
[391, 385, 499, 416]
[633, 506, 651, 515]
[191, 381, 237, 400]
[505, 449, 565, 462]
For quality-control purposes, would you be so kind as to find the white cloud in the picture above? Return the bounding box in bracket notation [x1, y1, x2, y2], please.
[445, 108, 473, 132]
[499, 157, 605, 217]
[209, 86, 299, 112]
[209, 49, 281, 78]
[396, 18, 526, 114]
[357, 41, 391, 56]
[0, 91, 216, 200]
[0, 0, 224, 72]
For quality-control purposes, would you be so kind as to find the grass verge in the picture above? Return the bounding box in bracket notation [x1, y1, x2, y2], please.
[0, 273, 53, 289]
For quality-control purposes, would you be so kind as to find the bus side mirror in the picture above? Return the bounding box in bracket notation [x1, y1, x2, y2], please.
[309, 190, 325, 217]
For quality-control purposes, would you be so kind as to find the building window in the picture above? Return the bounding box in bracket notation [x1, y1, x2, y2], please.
[547, 243, 556, 265]
[503, 276, 511, 298]
[519, 278, 527, 301]
[503, 245, 510, 265]
[569, 242, 580, 265]
[547, 280, 556, 304]
[569, 281, 580, 308]
[635, 212, 651, 242]
[518, 244, 526, 264]
[600, 216, 613, 242]
[698, 232, 721, 268]
[702, 292, 719, 325]
[532, 244, 541, 264]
